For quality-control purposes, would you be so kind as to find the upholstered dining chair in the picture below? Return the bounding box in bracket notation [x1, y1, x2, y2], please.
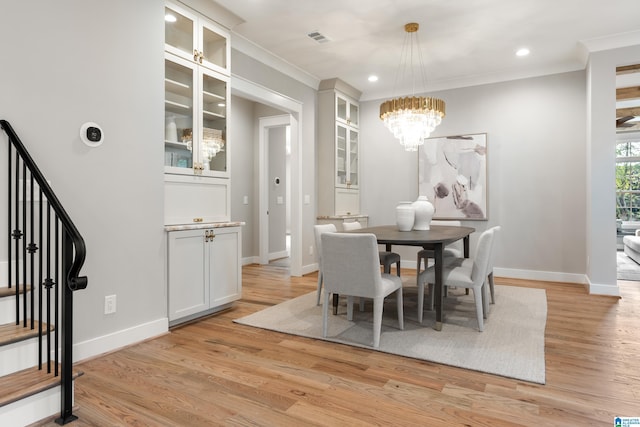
[313, 224, 337, 305]
[417, 227, 495, 331]
[321, 232, 404, 348]
[341, 221, 401, 277]
[443, 226, 501, 304]
[415, 220, 462, 277]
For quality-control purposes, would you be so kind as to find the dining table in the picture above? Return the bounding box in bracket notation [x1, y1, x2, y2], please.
[346, 224, 475, 331]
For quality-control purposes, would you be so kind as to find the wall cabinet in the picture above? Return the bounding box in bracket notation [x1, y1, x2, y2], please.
[164, 2, 230, 178]
[167, 226, 241, 325]
[318, 79, 362, 216]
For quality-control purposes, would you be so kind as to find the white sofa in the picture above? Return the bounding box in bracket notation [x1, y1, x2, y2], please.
[623, 229, 640, 265]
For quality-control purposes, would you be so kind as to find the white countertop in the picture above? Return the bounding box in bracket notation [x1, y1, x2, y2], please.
[165, 221, 245, 232]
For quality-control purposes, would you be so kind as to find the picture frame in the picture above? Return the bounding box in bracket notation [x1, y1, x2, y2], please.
[418, 133, 488, 220]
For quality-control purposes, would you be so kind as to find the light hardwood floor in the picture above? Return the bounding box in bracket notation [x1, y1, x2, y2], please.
[37, 264, 640, 426]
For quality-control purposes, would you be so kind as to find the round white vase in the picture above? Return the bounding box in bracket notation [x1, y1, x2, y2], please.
[396, 202, 415, 232]
[412, 196, 435, 230]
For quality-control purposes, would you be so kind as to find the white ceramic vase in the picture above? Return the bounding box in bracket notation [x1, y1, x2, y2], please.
[412, 196, 435, 230]
[165, 115, 178, 142]
[396, 202, 415, 232]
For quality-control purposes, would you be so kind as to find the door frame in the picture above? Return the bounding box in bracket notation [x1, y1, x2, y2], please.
[259, 114, 291, 265]
[231, 75, 303, 276]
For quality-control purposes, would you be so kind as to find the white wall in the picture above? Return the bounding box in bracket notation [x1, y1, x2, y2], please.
[586, 44, 640, 295]
[0, 0, 166, 358]
[360, 71, 588, 282]
[229, 95, 256, 259]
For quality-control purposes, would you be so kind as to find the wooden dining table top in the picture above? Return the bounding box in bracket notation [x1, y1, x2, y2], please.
[346, 224, 475, 248]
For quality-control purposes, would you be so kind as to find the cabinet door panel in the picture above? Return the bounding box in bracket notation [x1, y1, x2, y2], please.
[168, 230, 209, 321]
[165, 54, 196, 172]
[164, 4, 197, 62]
[209, 229, 240, 306]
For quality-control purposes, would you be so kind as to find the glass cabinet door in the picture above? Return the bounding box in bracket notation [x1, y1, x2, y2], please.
[336, 124, 347, 186]
[201, 22, 227, 72]
[349, 103, 359, 127]
[165, 5, 196, 62]
[349, 129, 358, 187]
[165, 3, 229, 74]
[336, 94, 358, 127]
[200, 68, 227, 173]
[336, 96, 347, 123]
[165, 55, 195, 171]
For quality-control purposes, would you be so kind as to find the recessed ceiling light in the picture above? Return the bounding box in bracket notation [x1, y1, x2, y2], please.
[516, 48, 530, 57]
[165, 14, 177, 23]
[368, 75, 379, 82]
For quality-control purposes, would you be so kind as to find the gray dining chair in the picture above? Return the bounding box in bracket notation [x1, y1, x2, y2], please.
[442, 226, 501, 304]
[342, 221, 401, 277]
[417, 227, 495, 331]
[321, 232, 404, 348]
[314, 223, 337, 305]
[415, 220, 462, 276]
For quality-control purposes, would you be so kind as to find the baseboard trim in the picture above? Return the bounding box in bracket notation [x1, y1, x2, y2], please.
[494, 267, 588, 285]
[269, 250, 289, 261]
[73, 317, 168, 363]
[242, 256, 259, 266]
[301, 263, 318, 276]
[585, 277, 621, 297]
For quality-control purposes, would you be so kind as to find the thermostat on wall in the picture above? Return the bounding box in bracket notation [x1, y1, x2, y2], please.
[80, 122, 104, 147]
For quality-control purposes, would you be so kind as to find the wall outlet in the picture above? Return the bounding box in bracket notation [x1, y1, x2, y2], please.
[104, 295, 117, 314]
[309, 245, 314, 256]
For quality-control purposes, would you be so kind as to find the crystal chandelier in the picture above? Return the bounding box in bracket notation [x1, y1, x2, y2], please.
[380, 23, 445, 151]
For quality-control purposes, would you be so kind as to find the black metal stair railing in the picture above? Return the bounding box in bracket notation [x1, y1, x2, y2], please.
[1, 120, 87, 425]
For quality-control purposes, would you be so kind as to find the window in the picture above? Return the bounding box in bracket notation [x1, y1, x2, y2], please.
[616, 140, 640, 220]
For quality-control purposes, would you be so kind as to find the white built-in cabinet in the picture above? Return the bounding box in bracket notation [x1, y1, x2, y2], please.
[164, 1, 231, 225]
[167, 226, 241, 326]
[164, 2, 241, 327]
[318, 79, 362, 216]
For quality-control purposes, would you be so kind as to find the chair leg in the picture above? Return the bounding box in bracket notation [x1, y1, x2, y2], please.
[383, 262, 391, 274]
[333, 293, 339, 315]
[473, 288, 484, 332]
[482, 283, 489, 319]
[427, 283, 434, 311]
[417, 281, 425, 324]
[347, 296, 355, 321]
[372, 297, 384, 348]
[395, 260, 401, 277]
[322, 291, 331, 337]
[396, 288, 404, 330]
[316, 271, 323, 306]
[488, 271, 495, 304]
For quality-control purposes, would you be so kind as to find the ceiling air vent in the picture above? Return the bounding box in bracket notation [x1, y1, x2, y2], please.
[307, 30, 331, 44]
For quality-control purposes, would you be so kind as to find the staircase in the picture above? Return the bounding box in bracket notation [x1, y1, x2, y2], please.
[0, 120, 87, 425]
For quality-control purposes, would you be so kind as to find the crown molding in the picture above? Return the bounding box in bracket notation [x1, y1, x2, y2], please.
[230, 32, 321, 91]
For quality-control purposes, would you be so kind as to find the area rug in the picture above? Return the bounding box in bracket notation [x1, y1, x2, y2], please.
[617, 251, 640, 281]
[234, 285, 547, 384]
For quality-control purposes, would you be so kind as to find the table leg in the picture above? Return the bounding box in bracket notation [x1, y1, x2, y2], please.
[434, 242, 444, 331]
[463, 235, 470, 296]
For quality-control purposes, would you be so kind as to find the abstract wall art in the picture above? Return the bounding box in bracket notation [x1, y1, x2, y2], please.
[418, 133, 488, 220]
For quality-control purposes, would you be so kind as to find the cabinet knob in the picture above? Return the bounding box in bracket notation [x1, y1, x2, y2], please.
[193, 49, 199, 62]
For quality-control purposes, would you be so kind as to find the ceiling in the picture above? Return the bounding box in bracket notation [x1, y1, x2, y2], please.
[209, 0, 640, 102]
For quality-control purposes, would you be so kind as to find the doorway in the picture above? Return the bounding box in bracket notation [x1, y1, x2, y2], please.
[261, 117, 292, 268]
[615, 65, 640, 281]
[232, 76, 303, 276]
